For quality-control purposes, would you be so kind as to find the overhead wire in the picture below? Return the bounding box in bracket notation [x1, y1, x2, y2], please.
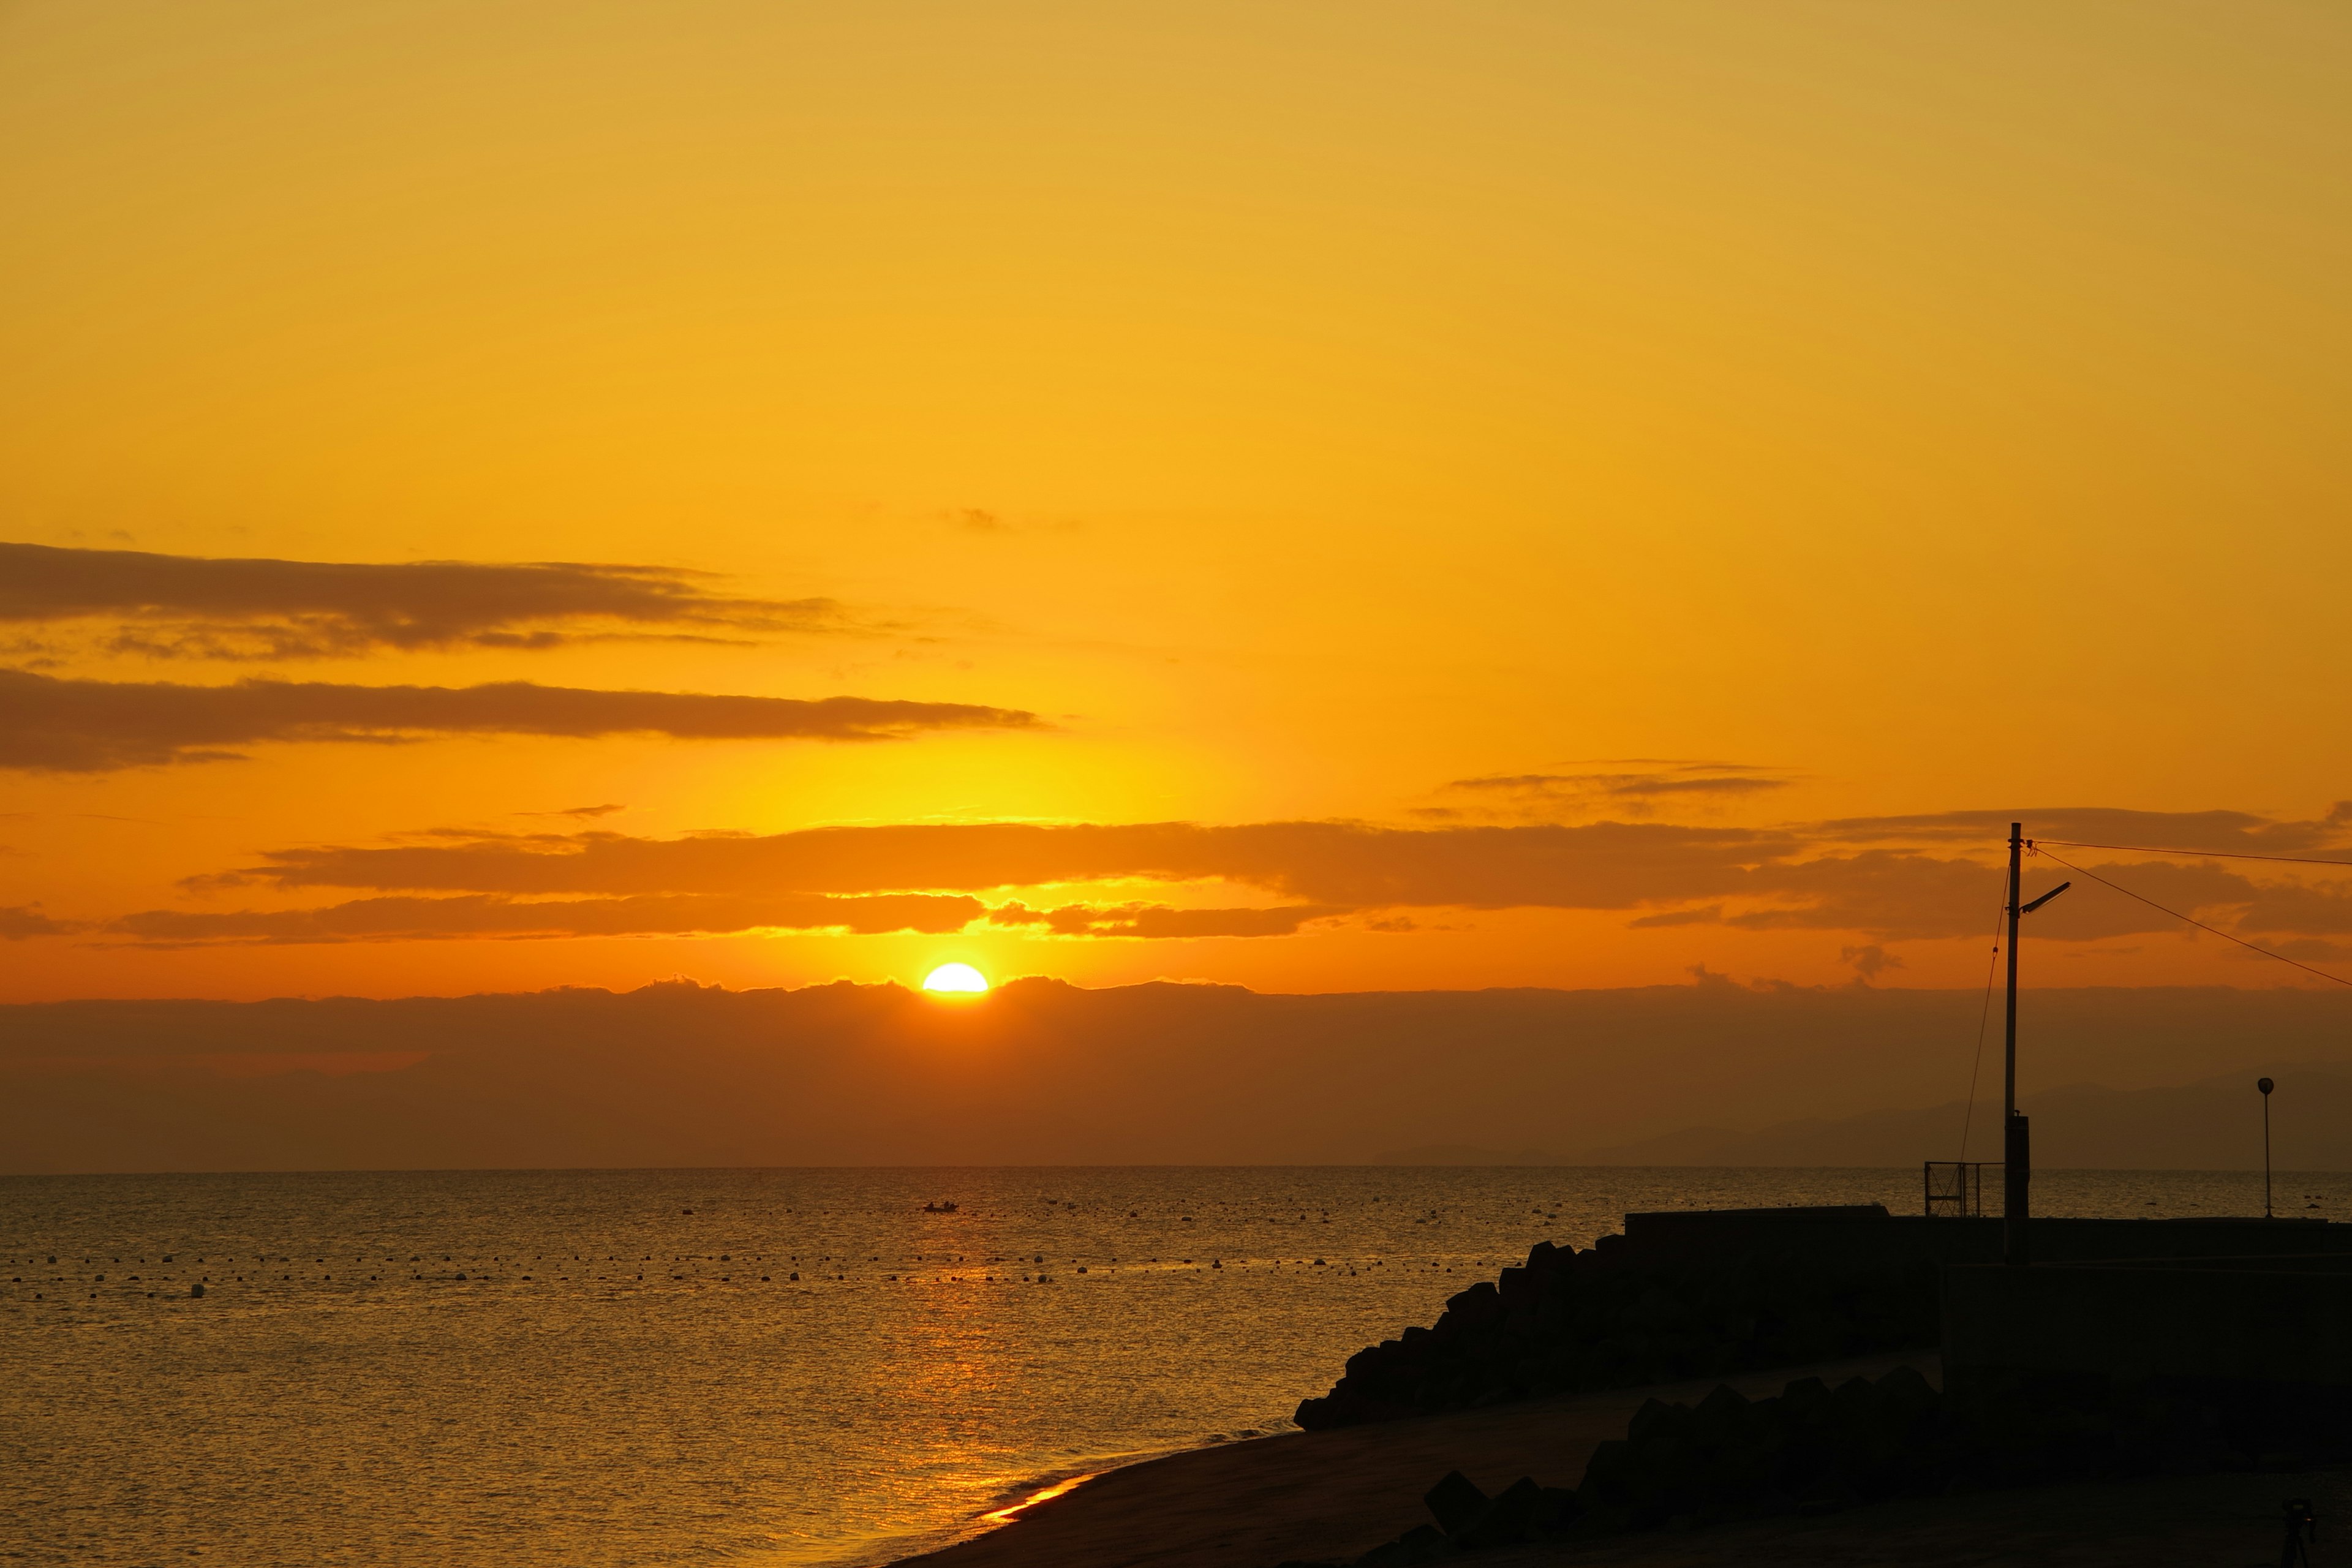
[2029, 845, 2352, 990]
[2035, 839, 2352, 870]
[1956, 886, 2007, 1164]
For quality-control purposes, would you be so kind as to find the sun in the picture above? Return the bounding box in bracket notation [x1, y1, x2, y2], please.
[921, 962, 989, 994]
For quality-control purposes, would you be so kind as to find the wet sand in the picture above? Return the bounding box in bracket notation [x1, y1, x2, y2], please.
[892, 1351, 1937, 1568]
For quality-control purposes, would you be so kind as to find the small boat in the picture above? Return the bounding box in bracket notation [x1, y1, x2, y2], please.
[922, 1200, 959, 1214]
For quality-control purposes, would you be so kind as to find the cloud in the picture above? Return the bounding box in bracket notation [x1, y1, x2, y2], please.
[1425, 763, 1791, 821]
[0, 668, 1043, 772]
[102, 892, 984, 946]
[0, 541, 854, 658]
[1810, 806, 2352, 854]
[1839, 943, 1903, 982]
[2225, 878, 2352, 936]
[116, 798, 2352, 954]
[202, 818, 1803, 908]
[1662, 850, 2267, 943]
[2256, 938, 2352, 963]
[1628, 905, 1724, 929]
[986, 902, 1346, 938]
[170, 810, 2352, 956]
[1, 905, 79, 940]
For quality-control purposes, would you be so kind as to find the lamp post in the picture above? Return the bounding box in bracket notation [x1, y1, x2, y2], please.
[2003, 823, 2071, 1268]
[2260, 1077, 2275, 1219]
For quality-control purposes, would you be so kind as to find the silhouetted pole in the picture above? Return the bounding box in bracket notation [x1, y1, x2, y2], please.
[2260, 1077, 2276, 1219]
[2003, 823, 2029, 1266]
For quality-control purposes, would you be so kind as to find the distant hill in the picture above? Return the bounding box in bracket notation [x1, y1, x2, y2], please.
[1380, 1068, 2352, 1170]
[6, 978, 2351, 1172]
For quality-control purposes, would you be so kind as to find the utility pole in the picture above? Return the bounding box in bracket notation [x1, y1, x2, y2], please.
[2260, 1077, 2276, 1219]
[2004, 823, 2029, 1267]
[1999, 824, 2068, 1268]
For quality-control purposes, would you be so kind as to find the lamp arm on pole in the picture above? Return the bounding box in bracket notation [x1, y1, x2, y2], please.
[2020, 881, 2071, 914]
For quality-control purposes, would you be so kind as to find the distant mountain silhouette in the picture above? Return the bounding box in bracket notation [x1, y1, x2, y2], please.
[1572, 1066, 2352, 1167]
[1378, 1069, 2352, 1169]
[5, 978, 2350, 1172]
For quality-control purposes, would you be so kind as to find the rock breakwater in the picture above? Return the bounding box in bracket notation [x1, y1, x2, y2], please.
[1302, 1360, 2352, 1566]
[1294, 1235, 1938, 1430]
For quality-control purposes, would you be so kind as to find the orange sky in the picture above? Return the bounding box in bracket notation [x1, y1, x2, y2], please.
[4, 0, 2350, 1002]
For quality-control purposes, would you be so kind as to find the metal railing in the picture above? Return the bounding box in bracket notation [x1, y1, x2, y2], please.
[1924, 1160, 2001, 1218]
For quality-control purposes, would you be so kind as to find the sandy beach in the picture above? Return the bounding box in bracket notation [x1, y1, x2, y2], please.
[897, 1351, 2352, 1568]
[895, 1352, 1931, 1568]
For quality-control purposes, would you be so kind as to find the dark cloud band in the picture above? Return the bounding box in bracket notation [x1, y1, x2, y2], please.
[0, 541, 846, 657]
[205, 818, 1800, 907]
[0, 669, 1042, 771]
[103, 892, 984, 946]
[173, 805, 2352, 949]
[985, 902, 1346, 938]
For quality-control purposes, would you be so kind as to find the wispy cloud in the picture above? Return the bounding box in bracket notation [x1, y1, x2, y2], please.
[1, 905, 80, 940]
[102, 892, 984, 946]
[135, 804, 2352, 955]
[1419, 762, 1792, 821]
[985, 902, 1346, 938]
[198, 818, 1800, 907]
[1809, 805, 2352, 855]
[0, 669, 1044, 772]
[0, 541, 858, 659]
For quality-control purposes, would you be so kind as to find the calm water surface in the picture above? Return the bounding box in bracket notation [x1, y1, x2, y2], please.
[0, 1166, 2327, 1566]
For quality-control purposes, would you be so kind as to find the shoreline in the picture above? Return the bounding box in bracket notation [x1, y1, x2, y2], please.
[891, 1353, 2352, 1568]
[888, 1352, 1936, 1568]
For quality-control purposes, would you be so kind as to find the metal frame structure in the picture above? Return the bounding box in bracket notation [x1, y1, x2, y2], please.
[1924, 1160, 2001, 1218]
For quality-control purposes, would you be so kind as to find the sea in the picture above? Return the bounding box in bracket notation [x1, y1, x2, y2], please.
[0, 1165, 2326, 1567]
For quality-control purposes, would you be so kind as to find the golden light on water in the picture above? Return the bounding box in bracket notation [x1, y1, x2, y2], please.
[980, 1472, 1098, 1524]
[922, 963, 989, 994]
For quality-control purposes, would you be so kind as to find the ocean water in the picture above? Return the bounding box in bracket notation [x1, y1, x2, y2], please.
[0, 1165, 2328, 1567]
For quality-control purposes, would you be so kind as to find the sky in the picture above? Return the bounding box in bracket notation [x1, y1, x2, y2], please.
[3, 0, 2350, 1003]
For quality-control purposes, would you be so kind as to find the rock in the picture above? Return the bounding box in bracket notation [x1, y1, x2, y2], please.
[1496, 1266, 1536, 1307]
[1879, 1362, 1938, 1417]
[1778, 1376, 1833, 1427]
[1396, 1523, 1453, 1562]
[1454, 1475, 1546, 1547]
[1529, 1484, 1583, 1534]
[1351, 1523, 1453, 1566]
[1293, 1395, 1341, 1430]
[1627, 1397, 1689, 1445]
[1433, 1281, 1505, 1339]
[1421, 1469, 1488, 1537]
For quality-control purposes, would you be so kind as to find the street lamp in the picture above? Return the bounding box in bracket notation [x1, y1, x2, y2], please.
[2003, 822, 2071, 1268]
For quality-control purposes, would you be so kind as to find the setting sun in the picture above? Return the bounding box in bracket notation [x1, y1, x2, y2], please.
[921, 963, 989, 994]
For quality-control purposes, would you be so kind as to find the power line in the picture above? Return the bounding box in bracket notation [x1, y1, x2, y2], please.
[2030, 846, 2352, 989]
[2035, 839, 2352, 870]
[1956, 888, 2005, 1164]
